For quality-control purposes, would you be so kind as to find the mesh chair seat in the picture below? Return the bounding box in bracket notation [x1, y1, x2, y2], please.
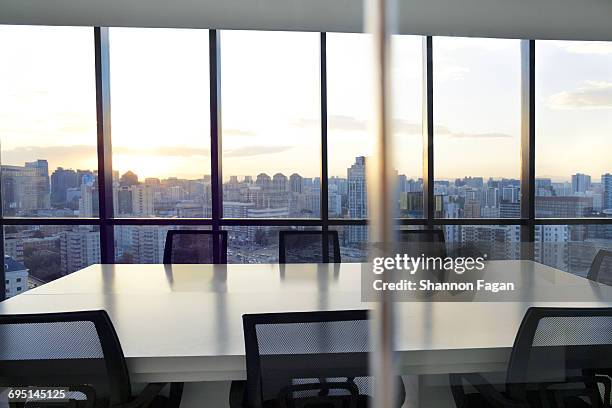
[279, 231, 341, 264]
[237, 310, 405, 408]
[163, 230, 228, 264]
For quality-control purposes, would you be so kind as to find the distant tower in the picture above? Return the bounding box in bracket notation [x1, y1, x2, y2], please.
[255, 173, 272, 190]
[272, 173, 288, 192]
[602, 173, 612, 211]
[347, 157, 367, 244]
[571, 173, 591, 194]
[120, 171, 139, 187]
[289, 173, 303, 193]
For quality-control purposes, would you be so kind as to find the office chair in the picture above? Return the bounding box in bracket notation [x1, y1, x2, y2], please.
[163, 230, 228, 264]
[230, 310, 405, 408]
[587, 249, 612, 286]
[0, 310, 182, 408]
[450, 307, 612, 408]
[278, 230, 341, 263]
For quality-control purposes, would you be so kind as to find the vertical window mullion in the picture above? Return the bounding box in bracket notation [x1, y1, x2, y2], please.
[320, 32, 330, 262]
[94, 27, 115, 263]
[209, 30, 223, 263]
[423, 36, 434, 226]
[520, 39, 536, 256]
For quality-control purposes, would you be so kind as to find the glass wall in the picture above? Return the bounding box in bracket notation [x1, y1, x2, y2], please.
[4, 225, 100, 298]
[0, 26, 98, 218]
[326, 33, 423, 220]
[109, 28, 212, 218]
[221, 31, 321, 219]
[434, 37, 522, 219]
[1, 27, 611, 299]
[536, 41, 612, 218]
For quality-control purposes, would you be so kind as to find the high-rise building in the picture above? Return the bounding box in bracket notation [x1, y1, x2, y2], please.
[289, 173, 303, 194]
[348, 156, 367, 244]
[535, 196, 594, 218]
[120, 170, 139, 187]
[602, 173, 612, 211]
[132, 185, 154, 216]
[256, 173, 272, 190]
[272, 173, 288, 192]
[78, 182, 99, 217]
[571, 173, 591, 194]
[1, 160, 50, 213]
[50, 167, 78, 207]
[59, 227, 101, 275]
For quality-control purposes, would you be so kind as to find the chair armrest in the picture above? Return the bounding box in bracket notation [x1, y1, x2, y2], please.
[114, 383, 168, 408]
[229, 381, 246, 408]
[451, 373, 528, 408]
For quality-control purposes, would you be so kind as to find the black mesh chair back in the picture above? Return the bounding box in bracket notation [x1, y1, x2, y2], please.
[279, 231, 341, 264]
[163, 230, 228, 264]
[505, 307, 612, 406]
[588, 249, 612, 286]
[242, 310, 405, 408]
[0, 310, 131, 408]
[398, 229, 446, 258]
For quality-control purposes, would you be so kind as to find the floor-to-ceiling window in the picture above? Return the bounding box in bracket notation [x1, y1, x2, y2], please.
[1, 27, 611, 300]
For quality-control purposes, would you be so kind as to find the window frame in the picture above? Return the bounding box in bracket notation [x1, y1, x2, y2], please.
[1, 31, 611, 300]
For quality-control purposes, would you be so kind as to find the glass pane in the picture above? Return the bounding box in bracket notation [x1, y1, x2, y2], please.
[225, 226, 318, 263]
[109, 28, 211, 218]
[4, 225, 100, 298]
[443, 224, 522, 260]
[535, 224, 612, 277]
[536, 41, 612, 218]
[0, 26, 97, 217]
[434, 37, 521, 219]
[114, 225, 211, 263]
[327, 33, 423, 219]
[331, 226, 369, 262]
[221, 31, 320, 219]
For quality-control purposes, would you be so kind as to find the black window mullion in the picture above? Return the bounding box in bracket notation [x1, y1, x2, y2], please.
[320, 32, 330, 262]
[520, 39, 536, 258]
[209, 29, 223, 263]
[423, 36, 434, 226]
[94, 26, 115, 264]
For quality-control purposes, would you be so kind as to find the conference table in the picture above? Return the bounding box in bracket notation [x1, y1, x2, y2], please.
[2, 261, 612, 384]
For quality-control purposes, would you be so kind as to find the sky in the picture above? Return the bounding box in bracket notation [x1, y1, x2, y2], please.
[0, 25, 611, 182]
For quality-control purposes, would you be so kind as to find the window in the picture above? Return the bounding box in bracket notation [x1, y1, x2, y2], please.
[326, 33, 423, 219]
[535, 224, 612, 276]
[114, 226, 211, 263]
[221, 30, 321, 219]
[4, 225, 100, 296]
[225, 226, 319, 263]
[109, 28, 211, 218]
[0, 26, 97, 217]
[536, 41, 612, 218]
[434, 37, 521, 219]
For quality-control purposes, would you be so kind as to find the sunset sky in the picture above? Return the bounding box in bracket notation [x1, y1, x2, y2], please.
[0, 25, 611, 182]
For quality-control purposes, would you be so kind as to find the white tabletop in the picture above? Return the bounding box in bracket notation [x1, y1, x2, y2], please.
[2, 261, 612, 382]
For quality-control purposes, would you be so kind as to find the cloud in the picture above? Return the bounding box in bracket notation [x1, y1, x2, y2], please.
[1, 145, 96, 167]
[224, 128, 257, 137]
[552, 41, 612, 55]
[224, 145, 293, 158]
[548, 81, 612, 109]
[296, 115, 512, 139]
[327, 115, 368, 131]
[1, 145, 211, 167]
